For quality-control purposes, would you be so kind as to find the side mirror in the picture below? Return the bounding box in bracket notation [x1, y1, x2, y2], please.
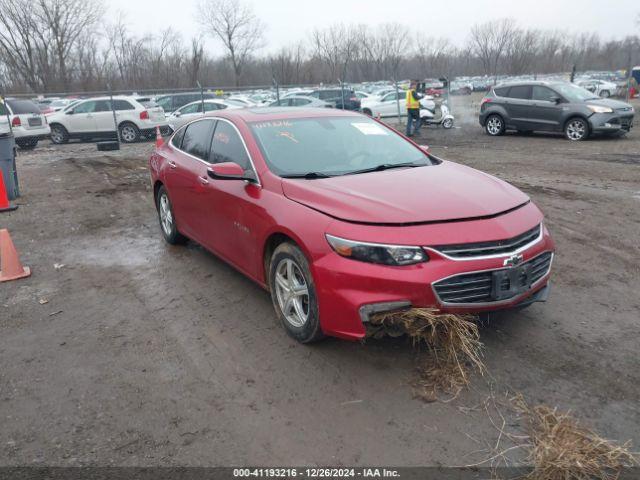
[207, 162, 256, 182]
[66, 109, 74, 115]
[550, 96, 561, 104]
[174, 111, 182, 117]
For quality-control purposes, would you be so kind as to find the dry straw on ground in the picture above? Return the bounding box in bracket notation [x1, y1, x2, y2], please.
[512, 394, 638, 480]
[369, 308, 485, 401]
[468, 393, 638, 480]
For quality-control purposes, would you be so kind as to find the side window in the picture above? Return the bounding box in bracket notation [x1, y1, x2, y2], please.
[113, 100, 135, 111]
[181, 120, 214, 161]
[73, 101, 97, 114]
[95, 100, 112, 112]
[494, 87, 509, 97]
[532, 86, 557, 102]
[291, 98, 310, 106]
[171, 126, 186, 149]
[507, 85, 532, 100]
[204, 102, 225, 111]
[180, 103, 200, 114]
[156, 97, 172, 111]
[211, 121, 250, 170]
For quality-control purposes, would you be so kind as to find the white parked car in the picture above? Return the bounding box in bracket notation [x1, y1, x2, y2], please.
[166, 99, 241, 131]
[225, 96, 259, 108]
[47, 96, 168, 144]
[578, 79, 618, 98]
[0, 98, 51, 149]
[361, 90, 437, 118]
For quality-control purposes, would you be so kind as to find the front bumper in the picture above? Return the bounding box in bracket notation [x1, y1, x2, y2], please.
[589, 112, 634, 132]
[313, 223, 555, 341]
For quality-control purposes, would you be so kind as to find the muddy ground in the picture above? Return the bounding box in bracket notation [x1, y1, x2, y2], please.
[1, 95, 639, 467]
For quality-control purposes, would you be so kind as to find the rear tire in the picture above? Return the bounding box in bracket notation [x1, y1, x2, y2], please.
[16, 138, 38, 150]
[362, 108, 372, 116]
[269, 242, 324, 344]
[485, 114, 505, 136]
[50, 124, 69, 144]
[119, 122, 140, 143]
[156, 186, 186, 245]
[599, 90, 610, 98]
[565, 117, 589, 141]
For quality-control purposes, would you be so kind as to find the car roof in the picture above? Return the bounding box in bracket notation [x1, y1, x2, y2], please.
[494, 80, 568, 89]
[203, 107, 361, 123]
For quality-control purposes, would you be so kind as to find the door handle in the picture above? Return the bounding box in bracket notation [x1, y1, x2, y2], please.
[167, 160, 177, 169]
[198, 176, 209, 185]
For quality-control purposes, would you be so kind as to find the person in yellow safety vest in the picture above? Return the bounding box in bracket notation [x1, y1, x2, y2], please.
[405, 80, 422, 137]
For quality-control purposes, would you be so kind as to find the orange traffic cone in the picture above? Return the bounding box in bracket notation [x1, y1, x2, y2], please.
[0, 229, 31, 282]
[0, 170, 17, 212]
[155, 126, 164, 148]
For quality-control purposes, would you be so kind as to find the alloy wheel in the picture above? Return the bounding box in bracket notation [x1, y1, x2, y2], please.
[159, 193, 173, 235]
[566, 120, 586, 141]
[487, 117, 502, 135]
[120, 125, 137, 142]
[274, 258, 310, 328]
[51, 127, 64, 143]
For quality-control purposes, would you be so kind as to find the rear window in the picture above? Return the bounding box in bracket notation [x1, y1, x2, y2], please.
[113, 100, 135, 111]
[6, 99, 41, 114]
[136, 98, 158, 108]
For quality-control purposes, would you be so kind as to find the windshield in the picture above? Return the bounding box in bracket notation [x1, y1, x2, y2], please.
[552, 83, 599, 102]
[249, 116, 433, 177]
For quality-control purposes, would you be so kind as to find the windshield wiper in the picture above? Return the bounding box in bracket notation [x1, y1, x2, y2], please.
[281, 172, 333, 179]
[343, 162, 426, 176]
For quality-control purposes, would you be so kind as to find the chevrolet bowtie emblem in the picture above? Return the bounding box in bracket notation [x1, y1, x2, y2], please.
[503, 253, 524, 267]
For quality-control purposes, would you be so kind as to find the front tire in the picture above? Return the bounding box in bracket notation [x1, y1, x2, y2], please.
[269, 243, 324, 344]
[362, 108, 372, 116]
[156, 186, 186, 245]
[50, 124, 69, 144]
[565, 118, 589, 141]
[485, 114, 505, 136]
[442, 118, 454, 129]
[119, 122, 140, 143]
[599, 90, 610, 98]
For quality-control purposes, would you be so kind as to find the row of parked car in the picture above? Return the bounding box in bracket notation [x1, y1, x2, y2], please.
[0, 87, 368, 150]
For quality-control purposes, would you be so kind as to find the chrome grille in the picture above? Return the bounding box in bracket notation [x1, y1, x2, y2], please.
[433, 252, 553, 305]
[432, 224, 541, 259]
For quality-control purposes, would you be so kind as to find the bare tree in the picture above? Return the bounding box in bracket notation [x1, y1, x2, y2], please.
[311, 24, 360, 82]
[503, 29, 540, 75]
[35, 0, 103, 90]
[197, 0, 264, 86]
[468, 18, 517, 83]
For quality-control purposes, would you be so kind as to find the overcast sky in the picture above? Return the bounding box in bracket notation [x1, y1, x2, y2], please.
[108, 0, 639, 52]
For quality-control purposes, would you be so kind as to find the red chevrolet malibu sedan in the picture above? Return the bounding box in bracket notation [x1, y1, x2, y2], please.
[149, 108, 555, 343]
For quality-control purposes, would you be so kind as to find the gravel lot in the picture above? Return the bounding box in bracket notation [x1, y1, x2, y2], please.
[1, 95, 639, 467]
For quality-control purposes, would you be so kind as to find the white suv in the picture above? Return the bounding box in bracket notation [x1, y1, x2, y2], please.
[0, 98, 51, 149]
[47, 96, 168, 144]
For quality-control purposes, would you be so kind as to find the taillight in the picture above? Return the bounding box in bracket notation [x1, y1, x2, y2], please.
[11, 117, 21, 127]
[139, 110, 149, 120]
[480, 97, 492, 105]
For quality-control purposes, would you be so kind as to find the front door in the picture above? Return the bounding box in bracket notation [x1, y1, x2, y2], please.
[66, 100, 99, 133]
[201, 119, 263, 277]
[529, 86, 564, 132]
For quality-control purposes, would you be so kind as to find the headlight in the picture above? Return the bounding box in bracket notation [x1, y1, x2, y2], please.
[587, 105, 614, 114]
[326, 234, 428, 266]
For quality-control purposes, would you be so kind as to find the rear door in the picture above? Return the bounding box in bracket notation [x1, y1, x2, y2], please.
[163, 119, 216, 240]
[504, 85, 533, 129]
[529, 86, 564, 132]
[93, 99, 118, 132]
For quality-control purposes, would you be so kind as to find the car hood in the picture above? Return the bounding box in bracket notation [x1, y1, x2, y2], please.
[586, 98, 632, 110]
[281, 161, 530, 224]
